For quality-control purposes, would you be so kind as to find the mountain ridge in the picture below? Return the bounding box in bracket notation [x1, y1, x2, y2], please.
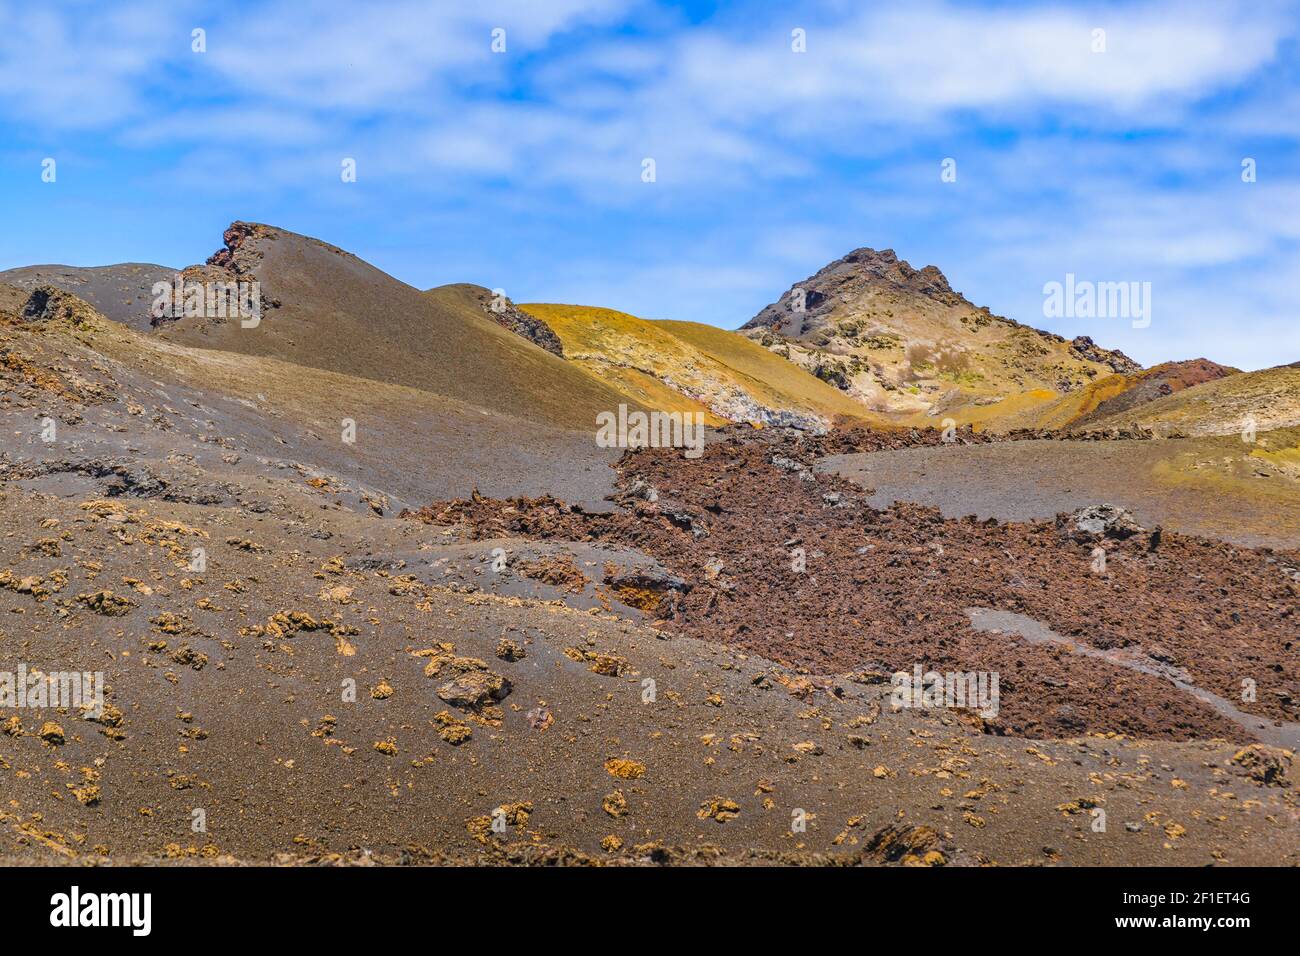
[5, 225, 1289, 439]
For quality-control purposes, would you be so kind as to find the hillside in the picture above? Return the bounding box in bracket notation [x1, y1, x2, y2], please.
[0, 263, 174, 333]
[741, 247, 1140, 428]
[0, 282, 623, 508]
[430, 284, 565, 356]
[2, 248, 1297, 870]
[994, 358, 1240, 432]
[521, 303, 875, 432]
[147, 223, 640, 431]
[1087, 362, 1300, 436]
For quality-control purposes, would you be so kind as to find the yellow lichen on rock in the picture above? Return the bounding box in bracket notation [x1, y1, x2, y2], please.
[604, 758, 645, 780]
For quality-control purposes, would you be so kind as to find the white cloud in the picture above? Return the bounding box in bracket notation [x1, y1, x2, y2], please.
[198, 0, 629, 109]
[0, 1, 188, 128]
[1, 0, 1297, 370]
[597, 0, 1294, 130]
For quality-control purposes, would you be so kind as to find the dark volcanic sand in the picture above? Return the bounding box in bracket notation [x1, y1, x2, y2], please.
[819, 438, 1300, 550]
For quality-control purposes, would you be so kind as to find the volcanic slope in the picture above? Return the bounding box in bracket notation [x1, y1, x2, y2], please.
[408, 429, 1300, 744]
[521, 302, 875, 431]
[150, 223, 639, 430]
[1087, 362, 1300, 437]
[0, 263, 175, 333]
[994, 359, 1239, 432]
[741, 247, 1141, 428]
[0, 282, 622, 509]
[820, 428, 1300, 550]
[2, 284, 1297, 867]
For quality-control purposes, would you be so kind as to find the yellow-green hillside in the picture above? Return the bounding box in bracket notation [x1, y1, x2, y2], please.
[521, 303, 879, 431]
[976, 375, 1138, 431]
[653, 319, 873, 423]
[1088, 363, 1300, 436]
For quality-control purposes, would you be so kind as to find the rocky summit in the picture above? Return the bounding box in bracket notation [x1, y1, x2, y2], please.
[741, 247, 1145, 427]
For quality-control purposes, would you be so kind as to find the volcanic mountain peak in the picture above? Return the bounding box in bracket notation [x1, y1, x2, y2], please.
[145, 221, 641, 430]
[743, 247, 969, 336]
[812, 246, 957, 297]
[740, 245, 1146, 428]
[816, 246, 958, 301]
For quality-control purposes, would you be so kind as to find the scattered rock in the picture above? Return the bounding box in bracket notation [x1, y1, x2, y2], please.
[495, 638, 526, 661]
[436, 670, 512, 710]
[863, 823, 948, 866]
[1068, 504, 1145, 539]
[433, 711, 472, 745]
[604, 758, 645, 780]
[602, 790, 629, 818]
[76, 590, 135, 616]
[697, 796, 741, 822]
[1228, 744, 1291, 787]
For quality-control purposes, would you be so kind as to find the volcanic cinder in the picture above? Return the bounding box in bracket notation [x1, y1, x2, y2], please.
[0, 224, 1295, 867]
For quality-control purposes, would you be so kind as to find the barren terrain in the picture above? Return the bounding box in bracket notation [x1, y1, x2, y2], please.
[1, 226, 1295, 867]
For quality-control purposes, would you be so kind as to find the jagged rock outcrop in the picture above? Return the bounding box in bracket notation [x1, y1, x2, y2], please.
[1068, 336, 1141, 375]
[1068, 503, 1145, 538]
[744, 248, 969, 338]
[207, 221, 275, 276]
[20, 285, 101, 326]
[456, 284, 563, 357]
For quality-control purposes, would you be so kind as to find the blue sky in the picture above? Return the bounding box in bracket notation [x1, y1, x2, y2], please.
[1, 0, 1296, 369]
